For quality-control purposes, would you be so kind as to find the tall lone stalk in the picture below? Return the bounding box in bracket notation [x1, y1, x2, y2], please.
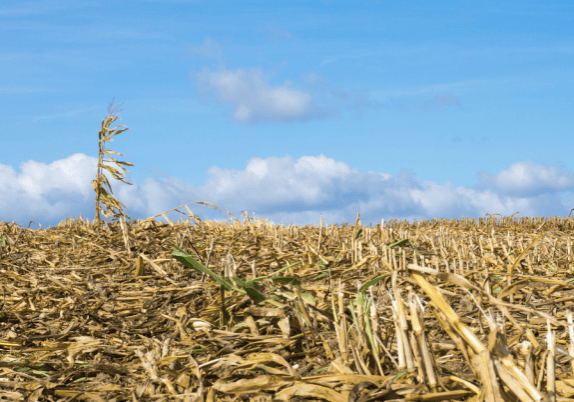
[92, 97, 134, 229]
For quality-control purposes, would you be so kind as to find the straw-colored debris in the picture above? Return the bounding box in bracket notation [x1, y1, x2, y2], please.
[1, 213, 574, 401]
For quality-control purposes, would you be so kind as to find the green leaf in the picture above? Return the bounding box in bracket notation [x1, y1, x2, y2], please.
[388, 239, 410, 248]
[269, 276, 301, 287]
[393, 370, 408, 381]
[232, 276, 248, 287]
[171, 244, 233, 291]
[233, 322, 249, 330]
[73, 377, 88, 383]
[252, 365, 275, 373]
[359, 275, 386, 294]
[387, 238, 422, 256]
[244, 286, 267, 304]
[268, 260, 303, 276]
[232, 277, 267, 304]
[300, 292, 315, 305]
[357, 290, 367, 308]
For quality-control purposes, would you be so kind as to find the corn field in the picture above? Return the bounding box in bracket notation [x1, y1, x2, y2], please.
[0, 212, 573, 401]
[0, 100, 570, 401]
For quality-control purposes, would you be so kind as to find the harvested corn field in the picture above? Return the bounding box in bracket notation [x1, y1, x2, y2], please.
[1, 212, 574, 401]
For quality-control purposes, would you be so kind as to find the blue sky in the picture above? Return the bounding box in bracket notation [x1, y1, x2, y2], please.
[3, 0, 574, 229]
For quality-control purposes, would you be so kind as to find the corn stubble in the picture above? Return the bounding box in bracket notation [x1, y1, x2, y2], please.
[1, 102, 574, 400]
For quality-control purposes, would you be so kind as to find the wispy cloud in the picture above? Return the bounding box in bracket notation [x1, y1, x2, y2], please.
[2, 154, 574, 230]
[31, 106, 100, 122]
[259, 25, 294, 43]
[372, 76, 509, 100]
[302, 72, 378, 111]
[0, 87, 57, 94]
[0, 53, 31, 61]
[184, 37, 222, 59]
[424, 94, 461, 108]
[0, 1, 81, 16]
[320, 50, 383, 67]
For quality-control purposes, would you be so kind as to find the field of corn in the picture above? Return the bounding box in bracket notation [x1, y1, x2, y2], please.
[2, 214, 574, 401]
[2, 100, 574, 401]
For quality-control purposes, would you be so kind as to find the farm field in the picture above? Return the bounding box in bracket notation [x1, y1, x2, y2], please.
[0, 213, 573, 401]
[8, 2, 574, 399]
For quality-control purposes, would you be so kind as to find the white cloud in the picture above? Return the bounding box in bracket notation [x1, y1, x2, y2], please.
[477, 160, 574, 197]
[195, 67, 327, 123]
[2, 154, 574, 230]
[187, 38, 377, 122]
[0, 153, 102, 226]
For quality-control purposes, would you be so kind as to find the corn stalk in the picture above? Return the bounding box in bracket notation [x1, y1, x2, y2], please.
[92, 97, 133, 229]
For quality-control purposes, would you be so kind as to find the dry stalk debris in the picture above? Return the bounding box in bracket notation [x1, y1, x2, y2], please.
[1, 213, 574, 401]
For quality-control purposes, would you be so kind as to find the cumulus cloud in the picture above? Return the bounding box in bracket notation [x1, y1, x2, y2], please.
[3, 154, 574, 230]
[0, 153, 104, 227]
[477, 160, 574, 197]
[187, 38, 377, 122]
[194, 67, 378, 123]
[194, 67, 330, 123]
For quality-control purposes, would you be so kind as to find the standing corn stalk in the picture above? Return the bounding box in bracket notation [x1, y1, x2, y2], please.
[92, 97, 134, 229]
